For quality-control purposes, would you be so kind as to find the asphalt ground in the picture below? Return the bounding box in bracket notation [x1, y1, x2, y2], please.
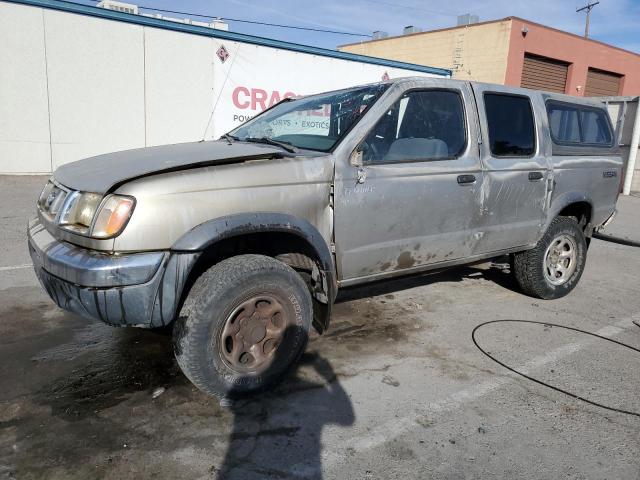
[1, 175, 639, 480]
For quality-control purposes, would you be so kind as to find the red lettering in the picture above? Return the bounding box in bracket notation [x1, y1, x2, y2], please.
[268, 91, 281, 107]
[251, 88, 268, 111]
[232, 86, 250, 109]
[233, 87, 299, 111]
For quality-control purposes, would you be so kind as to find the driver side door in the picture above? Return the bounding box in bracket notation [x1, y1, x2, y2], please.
[334, 81, 484, 283]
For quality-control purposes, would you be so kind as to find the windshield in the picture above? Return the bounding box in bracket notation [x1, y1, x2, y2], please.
[229, 83, 389, 152]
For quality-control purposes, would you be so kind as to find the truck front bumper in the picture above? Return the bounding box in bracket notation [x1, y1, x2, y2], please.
[28, 218, 199, 327]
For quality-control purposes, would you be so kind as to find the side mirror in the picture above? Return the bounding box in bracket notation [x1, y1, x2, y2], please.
[350, 143, 366, 167]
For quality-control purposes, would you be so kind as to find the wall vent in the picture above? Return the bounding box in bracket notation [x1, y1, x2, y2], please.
[403, 25, 421, 35]
[457, 14, 479, 26]
[372, 30, 389, 40]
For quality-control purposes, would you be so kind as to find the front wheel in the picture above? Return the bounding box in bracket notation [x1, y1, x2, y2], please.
[173, 254, 312, 398]
[513, 216, 587, 300]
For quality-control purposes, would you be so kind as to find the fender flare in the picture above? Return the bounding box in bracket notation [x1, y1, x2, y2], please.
[544, 191, 594, 232]
[172, 212, 337, 331]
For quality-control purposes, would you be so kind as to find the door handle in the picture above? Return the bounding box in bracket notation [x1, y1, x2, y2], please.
[528, 171, 544, 181]
[457, 174, 476, 185]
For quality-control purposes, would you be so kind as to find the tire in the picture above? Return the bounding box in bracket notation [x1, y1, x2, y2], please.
[513, 216, 587, 300]
[173, 254, 312, 398]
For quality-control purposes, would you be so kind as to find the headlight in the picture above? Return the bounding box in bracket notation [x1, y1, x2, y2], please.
[37, 180, 136, 239]
[58, 191, 103, 234]
[90, 194, 136, 239]
[38, 179, 68, 218]
[38, 179, 54, 208]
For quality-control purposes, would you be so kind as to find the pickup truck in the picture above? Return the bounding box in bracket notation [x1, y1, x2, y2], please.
[28, 77, 621, 398]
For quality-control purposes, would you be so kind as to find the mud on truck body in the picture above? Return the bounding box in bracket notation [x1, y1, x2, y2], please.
[29, 77, 621, 397]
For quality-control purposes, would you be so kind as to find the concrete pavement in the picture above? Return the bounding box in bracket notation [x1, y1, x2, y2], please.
[1, 177, 639, 480]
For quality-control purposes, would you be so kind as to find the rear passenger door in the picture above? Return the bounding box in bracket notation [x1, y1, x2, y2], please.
[471, 85, 550, 253]
[334, 82, 484, 282]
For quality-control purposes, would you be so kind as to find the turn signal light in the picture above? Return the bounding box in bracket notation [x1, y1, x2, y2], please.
[91, 195, 135, 239]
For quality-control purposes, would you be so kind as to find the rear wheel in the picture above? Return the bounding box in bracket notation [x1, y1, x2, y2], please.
[513, 216, 587, 300]
[173, 254, 312, 398]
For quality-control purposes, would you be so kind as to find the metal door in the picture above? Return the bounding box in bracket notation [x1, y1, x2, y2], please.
[470, 83, 551, 254]
[333, 79, 484, 283]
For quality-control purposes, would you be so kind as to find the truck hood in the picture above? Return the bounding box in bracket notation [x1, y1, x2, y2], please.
[53, 140, 289, 194]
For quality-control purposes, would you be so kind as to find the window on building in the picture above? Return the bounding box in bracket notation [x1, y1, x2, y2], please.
[484, 93, 536, 157]
[546, 101, 613, 146]
[362, 90, 466, 163]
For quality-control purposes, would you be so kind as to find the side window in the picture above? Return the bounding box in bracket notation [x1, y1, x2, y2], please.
[580, 109, 612, 145]
[546, 101, 613, 146]
[547, 104, 581, 143]
[362, 90, 466, 163]
[484, 93, 536, 157]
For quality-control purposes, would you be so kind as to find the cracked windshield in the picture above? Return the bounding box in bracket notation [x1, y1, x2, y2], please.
[230, 83, 389, 151]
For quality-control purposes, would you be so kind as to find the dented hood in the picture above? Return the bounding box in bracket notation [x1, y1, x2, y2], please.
[53, 140, 287, 194]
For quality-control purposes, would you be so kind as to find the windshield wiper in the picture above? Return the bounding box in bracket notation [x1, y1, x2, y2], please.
[221, 133, 239, 144]
[244, 137, 298, 153]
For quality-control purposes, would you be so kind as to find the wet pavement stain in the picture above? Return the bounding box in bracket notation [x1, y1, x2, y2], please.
[36, 327, 187, 421]
[0, 289, 221, 478]
[0, 288, 357, 479]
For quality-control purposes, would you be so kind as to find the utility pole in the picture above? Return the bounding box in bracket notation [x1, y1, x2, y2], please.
[576, 1, 599, 38]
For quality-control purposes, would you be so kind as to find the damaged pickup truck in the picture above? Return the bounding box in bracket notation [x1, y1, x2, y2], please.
[28, 77, 621, 397]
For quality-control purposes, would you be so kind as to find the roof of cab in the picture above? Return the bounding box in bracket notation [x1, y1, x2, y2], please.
[389, 76, 611, 109]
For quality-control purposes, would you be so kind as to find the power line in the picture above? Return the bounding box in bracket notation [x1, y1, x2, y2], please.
[576, 1, 599, 38]
[71, 0, 372, 37]
[358, 0, 458, 18]
[138, 5, 373, 37]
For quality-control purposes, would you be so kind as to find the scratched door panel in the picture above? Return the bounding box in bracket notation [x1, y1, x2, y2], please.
[336, 161, 483, 280]
[333, 80, 483, 282]
[471, 84, 550, 254]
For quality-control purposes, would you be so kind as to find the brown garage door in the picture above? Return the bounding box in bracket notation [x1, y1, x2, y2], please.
[521, 54, 568, 93]
[585, 68, 622, 96]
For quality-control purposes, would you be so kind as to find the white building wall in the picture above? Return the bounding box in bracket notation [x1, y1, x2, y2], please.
[0, 3, 51, 173]
[43, 9, 146, 170]
[143, 28, 215, 146]
[0, 1, 444, 174]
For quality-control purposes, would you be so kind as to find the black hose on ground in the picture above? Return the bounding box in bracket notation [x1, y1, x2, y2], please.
[472, 319, 640, 418]
[592, 231, 640, 248]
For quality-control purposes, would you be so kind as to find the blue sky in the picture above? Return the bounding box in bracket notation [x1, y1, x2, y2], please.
[131, 0, 639, 54]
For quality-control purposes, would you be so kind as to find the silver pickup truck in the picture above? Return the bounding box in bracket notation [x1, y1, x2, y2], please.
[28, 77, 621, 398]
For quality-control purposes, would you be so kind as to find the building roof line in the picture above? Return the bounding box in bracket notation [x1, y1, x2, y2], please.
[339, 15, 640, 58]
[338, 17, 514, 47]
[506, 16, 640, 58]
[4, 0, 451, 76]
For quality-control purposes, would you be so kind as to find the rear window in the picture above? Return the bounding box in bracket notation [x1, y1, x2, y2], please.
[546, 101, 613, 146]
[484, 93, 536, 157]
